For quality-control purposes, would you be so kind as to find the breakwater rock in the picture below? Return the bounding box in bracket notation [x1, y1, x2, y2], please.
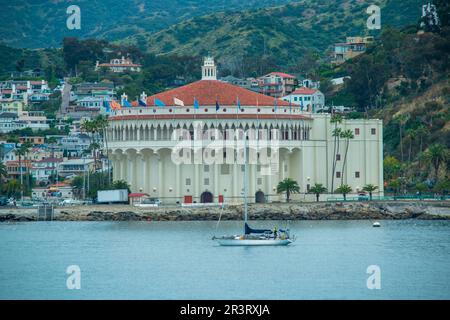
[0, 201, 449, 222]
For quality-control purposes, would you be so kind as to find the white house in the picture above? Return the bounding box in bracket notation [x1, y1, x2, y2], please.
[282, 87, 325, 112]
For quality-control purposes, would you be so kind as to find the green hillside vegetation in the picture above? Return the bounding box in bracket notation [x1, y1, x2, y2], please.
[0, 0, 294, 48]
[123, 0, 423, 74]
[328, 2, 450, 194]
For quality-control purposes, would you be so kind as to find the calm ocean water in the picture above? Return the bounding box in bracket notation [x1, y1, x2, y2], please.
[0, 220, 449, 299]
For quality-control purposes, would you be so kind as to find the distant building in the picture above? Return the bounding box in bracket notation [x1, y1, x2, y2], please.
[19, 136, 45, 145]
[220, 76, 259, 92]
[5, 160, 32, 180]
[282, 87, 325, 112]
[58, 158, 95, 178]
[0, 100, 26, 114]
[95, 57, 142, 73]
[257, 72, 297, 98]
[0, 112, 49, 133]
[30, 157, 64, 182]
[0, 143, 17, 163]
[332, 36, 374, 64]
[300, 78, 320, 89]
[331, 76, 351, 86]
[60, 133, 91, 157]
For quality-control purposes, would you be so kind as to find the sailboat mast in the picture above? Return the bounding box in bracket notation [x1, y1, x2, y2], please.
[244, 134, 248, 228]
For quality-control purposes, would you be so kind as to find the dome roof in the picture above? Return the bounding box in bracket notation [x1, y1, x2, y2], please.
[146, 80, 291, 107]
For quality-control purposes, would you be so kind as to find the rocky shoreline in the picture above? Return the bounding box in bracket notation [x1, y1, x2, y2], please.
[0, 201, 449, 222]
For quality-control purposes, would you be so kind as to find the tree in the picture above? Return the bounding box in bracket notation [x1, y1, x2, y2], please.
[433, 178, 449, 197]
[389, 179, 401, 196]
[415, 182, 428, 196]
[276, 178, 300, 202]
[15, 142, 32, 200]
[384, 156, 401, 181]
[405, 128, 417, 162]
[2, 179, 21, 198]
[335, 184, 352, 201]
[111, 180, 131, 193]
[415, 125, 428, 156]
[424, 144, 448, 181]
[340, 129, 355, 186]
[0, 162, 7, 182]
[362, 184, 378, 201]
[394, 114, 410, 162]
[330, 114, 343, 193]
[309, 183, 327, 202]
[94, 115, 110, 183]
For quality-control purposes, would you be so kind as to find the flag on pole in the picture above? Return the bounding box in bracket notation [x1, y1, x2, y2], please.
[174, 97, 184, 107]
[122, 99, 132, 108]
[154, 98, 166, 107]
[103, 100, 111, 113]
[237, 96, 241, 111]
[138, 99, 147, 107]
[194, 97, 200, 110]
[216, 98, 220, 112]
[110, 100, 121, 110]
[274, 98, 278, 111]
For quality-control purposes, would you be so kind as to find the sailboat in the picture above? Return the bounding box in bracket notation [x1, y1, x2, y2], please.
[213, 136, 295, 246]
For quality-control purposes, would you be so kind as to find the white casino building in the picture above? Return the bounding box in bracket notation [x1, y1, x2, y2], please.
[107, 58, 383, 204]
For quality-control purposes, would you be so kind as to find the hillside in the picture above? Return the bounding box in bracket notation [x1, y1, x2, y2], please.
[122, 0, 424, 71]
[0, 0, 293, 48]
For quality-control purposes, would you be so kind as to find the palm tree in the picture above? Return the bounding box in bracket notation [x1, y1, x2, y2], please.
[425, 144, 448, 181]
[276, 178, 300, 202]
[330, 115, 343, 193]
[415, 125, 428, 155]
[94, 115, 110, 183]
[15, 142, 31, 200]
[335, 184, 352, 201]
[394, 114, 409, 162]
[310, 183, 327, 202]
[82, 119, 100, 171]
[405, 128, 416, 162]
[362, 184, 378, 201]
[340, 129, 354, 186]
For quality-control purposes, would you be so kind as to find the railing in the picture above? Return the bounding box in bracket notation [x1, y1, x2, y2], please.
[326, 195, 450, 202]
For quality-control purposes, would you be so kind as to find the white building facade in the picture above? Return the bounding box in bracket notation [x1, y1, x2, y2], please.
[106, 59, 383, 203]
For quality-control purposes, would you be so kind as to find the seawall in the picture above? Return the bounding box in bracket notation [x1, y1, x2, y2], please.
[0, 201, 449, 222]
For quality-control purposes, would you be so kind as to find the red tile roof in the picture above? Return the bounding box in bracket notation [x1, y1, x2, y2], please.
[146, 80, 290, 107]
[266, 72, 296, 79]
[291, 87, 318, 95]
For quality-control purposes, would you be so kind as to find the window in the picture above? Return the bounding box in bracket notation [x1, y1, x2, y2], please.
[185, 178, 191, 186]
[257, 178, 262, 185]
[336, 172, 341, 178]
[371, 128, 376, 135]
[355, 128, 360, 135]
[336, 154, 341, 161]
[220, 164, 230, 175]
[204, 165, 209, 173]
[204, 178, 209, 185]
[355, 171, 360, 178]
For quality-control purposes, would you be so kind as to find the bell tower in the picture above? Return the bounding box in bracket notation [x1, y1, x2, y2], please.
[201, 56, 217, 80]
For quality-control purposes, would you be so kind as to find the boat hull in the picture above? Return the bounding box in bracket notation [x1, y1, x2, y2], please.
[215, 238, 293, 246]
